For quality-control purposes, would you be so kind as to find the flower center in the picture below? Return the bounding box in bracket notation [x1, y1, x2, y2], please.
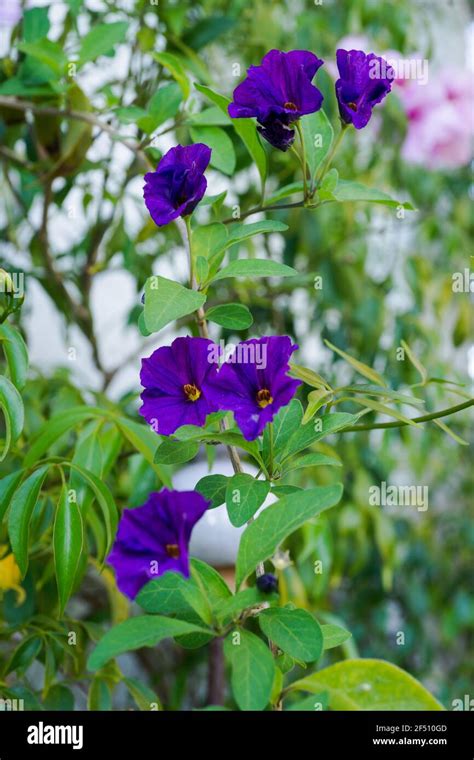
[284, 101, 298, 111]
[165, 543, 180, 559]
[347, 101, 358, 111]
[256, 388, 273, 408]
[183, 383, 201, 402]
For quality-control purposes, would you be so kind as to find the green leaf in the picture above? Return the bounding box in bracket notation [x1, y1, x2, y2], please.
[227, 220, 289, 244]
[235, 485, 343, 587]
[320, 168, 339, 193]
[195, 474, 229, 509]
[284, 452, 342, 473]
[0, 323, 29, 390]
[188, 106, 231, 126]
[265, 181, 304, 206]
[53, 486, 83, 616]
[206, 303, 253, 330]
[259, 607, 323, 662]
[289, 363, 331, 390]
[71, 421, 104, 513]
[153, 52, 190, 99]
[263, 400, 303, 464]
[282, 412, 360, 461]
[17, 39, 67, 74]
[23, 7, 50, 43]
[224, 630, 275, 711]
[6, 636, 43, 675]
[321, 624, 352, 651]
[115, 417, 172, 486]
[24, 406, 102, 468]
[290, 659, 444, 710]
[193, 223, 228, 261]
[302, 388, 333, 424]
[190, 126, 236, 175]
[154, 438, 199, 465]
[44, 684, 75, 711]
[0, 470, 24, 523]
[325, 180, 415, 210]
[144, 276, 206, 333]
[87, 678, 112, 710]
[212, 259, 297, 282]
[343, 384, 424, 406]
[400, 340, 428, 386]
[349, 397, 421, 427]
[432, 418, 469, 446]
[137, 571, 201, 618]
[195, 84, 267, 192]
[113, 105, 148, 124]
[68, 464, 117, 558]
[78, 22, 128, 66]
[8, 465, 50, 577]
[88, 616, 212, 670]
[195, 256, 209, 285]
[0, 376, 24, 461]
[287, 692, 329, 711]
[124, 677, 161, 711]
[300, 109, 334, 180]
[225, 474, 270, 527]
[138, 83, 182, 134]
[325, 339, 387, 387]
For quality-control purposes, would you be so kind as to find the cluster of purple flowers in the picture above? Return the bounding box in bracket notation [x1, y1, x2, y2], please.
[110, 336, 300, 597]
[111, 46, 394, 599]
[143, 48, 393, 227]
[140, 335, 301, 442]
[229, 47, 393, 150]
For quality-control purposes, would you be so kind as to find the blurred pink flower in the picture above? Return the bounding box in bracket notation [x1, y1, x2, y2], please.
[0, 0, 22, 27]
[400, 68, 474, 170]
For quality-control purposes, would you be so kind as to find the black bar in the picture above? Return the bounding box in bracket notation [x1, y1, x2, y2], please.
[0, 710, 472, 757]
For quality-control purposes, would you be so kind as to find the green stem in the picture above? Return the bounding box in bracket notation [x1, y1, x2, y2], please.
[340, 399, 474, 433]
[295, 121, 309, 201]
[314, 122, 348, 192]
[268, 423, 275, 479]
[184, 215, 195, 289]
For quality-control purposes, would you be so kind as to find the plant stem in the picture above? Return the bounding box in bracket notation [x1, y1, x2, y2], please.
[313, 122, 348, 191]
[268, 423, 275, 478]
[207, 637, 225, 706]
[222, 200, 306, 225]
[178, 217, 265, 580]
[340, 399, 474, 432]
[295, 121, 309, 200]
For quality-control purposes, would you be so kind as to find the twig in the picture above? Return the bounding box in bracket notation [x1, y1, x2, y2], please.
[340, 399, 474, 432]
[0, 95, 153, 169]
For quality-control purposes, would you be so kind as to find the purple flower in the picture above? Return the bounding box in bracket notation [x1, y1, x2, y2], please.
[207, 336, 301, 441]
[258, 119, 296, 152]
[140, 336, 219, 436]
[335, 49, 393, 129]
[229, 50, 324, 150]
[143, 143, 211, 227]
[108, 489, 209, 599]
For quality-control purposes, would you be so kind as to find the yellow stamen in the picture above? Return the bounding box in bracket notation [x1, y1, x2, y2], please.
[165, 543, 180, 559]
[183, 383, 201, 402]
[284, 101, 298, 111]
[347, 101, 358, 111]
[256, 388, 273, 408]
